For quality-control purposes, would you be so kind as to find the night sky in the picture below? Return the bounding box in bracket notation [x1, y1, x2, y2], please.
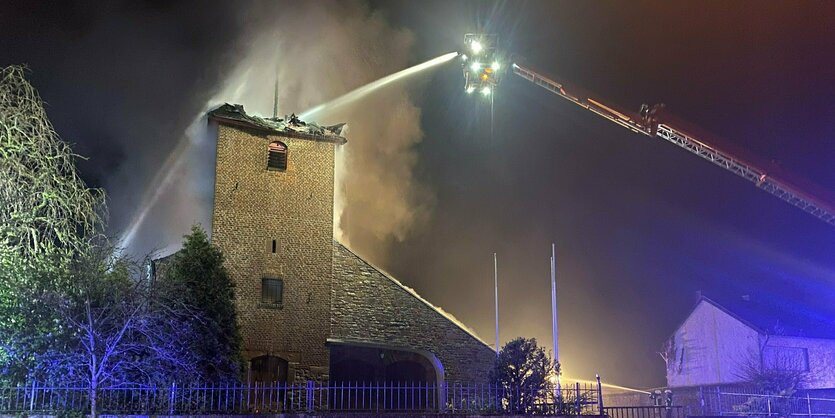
[3, 1, 834, 388]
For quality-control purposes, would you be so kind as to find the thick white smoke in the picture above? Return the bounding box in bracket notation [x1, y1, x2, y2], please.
[125, 1, 435, 258]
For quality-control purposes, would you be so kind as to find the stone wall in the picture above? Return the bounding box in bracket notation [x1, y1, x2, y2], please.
[211, 122, 337, 381]
[331, 242, 496, 383]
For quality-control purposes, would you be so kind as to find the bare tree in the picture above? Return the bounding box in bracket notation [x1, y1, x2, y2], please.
[737, 348, 808, 396]
[734, 342, 808, 418]
[39, 245, 200, 418]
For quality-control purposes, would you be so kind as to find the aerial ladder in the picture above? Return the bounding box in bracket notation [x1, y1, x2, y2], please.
[462, 34, 835, 228]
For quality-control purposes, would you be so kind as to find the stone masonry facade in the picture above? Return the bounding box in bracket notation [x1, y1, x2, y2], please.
[208, 104, 494, 384]
[331, 242, 496, 383]
[211, 121, 336, 381]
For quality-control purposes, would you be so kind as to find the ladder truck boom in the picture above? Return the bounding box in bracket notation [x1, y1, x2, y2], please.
[511, 62, 835, 228]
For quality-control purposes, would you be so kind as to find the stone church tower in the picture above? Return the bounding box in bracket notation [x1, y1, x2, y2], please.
[205, 103, 495, 388]
[209, 104, 345, 381]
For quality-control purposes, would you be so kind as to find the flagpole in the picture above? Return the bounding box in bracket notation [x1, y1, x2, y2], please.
[551, 243, 561, 402]
[494, 252, 499, 357]
[551, 243, 559, 364]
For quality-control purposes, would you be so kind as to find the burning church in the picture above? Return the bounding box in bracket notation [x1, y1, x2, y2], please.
[195, 103, 494, 385]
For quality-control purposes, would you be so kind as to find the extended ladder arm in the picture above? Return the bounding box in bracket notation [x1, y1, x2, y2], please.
[511, 63, 835, 227]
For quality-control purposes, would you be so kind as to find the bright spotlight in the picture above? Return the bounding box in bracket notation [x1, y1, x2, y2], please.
[481, 86, 491, 96]
[466, 86, 476, 94]
[470, 40, 483, 54]
[491, 61, 501, 71]
[460, 54, 468, 61]
[470, 62, 481, 72]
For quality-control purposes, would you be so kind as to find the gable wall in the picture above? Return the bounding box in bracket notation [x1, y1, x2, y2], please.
[667, 301, 760, 387]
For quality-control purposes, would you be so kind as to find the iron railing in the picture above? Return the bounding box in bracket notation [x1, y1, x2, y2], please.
[0, 381, 603, 415]
[604, 406, 684, 418]
[670, 385, 835, 417]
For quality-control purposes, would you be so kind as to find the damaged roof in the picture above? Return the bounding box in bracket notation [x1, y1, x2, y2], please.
[208, 103, 347, 144]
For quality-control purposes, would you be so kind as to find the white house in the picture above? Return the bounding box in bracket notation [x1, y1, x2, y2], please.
[665, 294, 835, 389]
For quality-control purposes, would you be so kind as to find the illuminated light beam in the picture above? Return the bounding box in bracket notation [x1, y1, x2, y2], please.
[300, 52, 458, 119]
[563, 377, 651, 394]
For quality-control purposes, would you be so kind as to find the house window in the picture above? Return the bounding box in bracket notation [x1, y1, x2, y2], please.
[261, 278, 283, 306]
[267, 141, 287, 171]
[763, 346, 809, 372]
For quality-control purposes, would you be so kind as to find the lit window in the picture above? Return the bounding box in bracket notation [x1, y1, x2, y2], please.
[261, 278, 283, 306]
[267, 141, 287, 171]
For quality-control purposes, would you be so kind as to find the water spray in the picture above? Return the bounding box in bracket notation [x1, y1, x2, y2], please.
[117, 117, 206, 252]
[563, 377, 651, 395]
[299, 51, 458, 118]
[119, 52, 458, 253]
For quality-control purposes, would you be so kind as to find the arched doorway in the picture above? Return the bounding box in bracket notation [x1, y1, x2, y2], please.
[250, 355, 289, 383]
[328, 341, 444, 410]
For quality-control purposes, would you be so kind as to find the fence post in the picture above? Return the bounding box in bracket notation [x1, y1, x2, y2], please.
[575, 382, 581, 414]
[597, 374, 604, 413]
[699, 386, 706, 416]
[439, 381, 446, 413]
[29, 381, 36, 412]
[169, 382, 176, 416]
[767, 396, 772, 416]
[306, 381, 314, 412]
[717, 386, 722, 416]
[807, 393, 812, 417]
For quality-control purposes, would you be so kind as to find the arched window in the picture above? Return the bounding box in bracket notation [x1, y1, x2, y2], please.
[267, 141, 287, 171]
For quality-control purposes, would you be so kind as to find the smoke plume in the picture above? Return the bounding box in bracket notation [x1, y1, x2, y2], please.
[122, 1, 435, 258]
[216, 1, 434, 254]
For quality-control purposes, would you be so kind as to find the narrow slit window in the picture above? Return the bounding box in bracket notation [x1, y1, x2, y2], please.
[267, 141, 287, 171]
[271, 239, 277, 254]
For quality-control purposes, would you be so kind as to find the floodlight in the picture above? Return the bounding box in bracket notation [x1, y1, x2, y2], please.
[470, 62, 482, 72]
[460, 54, 468, 61]
[481, 86, 491, 96]
[491, 61, 501, 71]
[466, 86, 476, 94]
[470, 40, 483, 54]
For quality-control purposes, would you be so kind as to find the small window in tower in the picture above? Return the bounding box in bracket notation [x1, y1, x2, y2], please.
[261, 278, 283, 307]
[267, 141, 288, 171]
[271, 239, 277, 254]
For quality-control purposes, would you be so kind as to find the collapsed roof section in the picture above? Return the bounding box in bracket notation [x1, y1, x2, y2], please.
[208, 103, 347, 145]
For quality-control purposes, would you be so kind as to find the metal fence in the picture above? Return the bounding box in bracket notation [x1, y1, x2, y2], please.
[0, 381, 603, 415]
[674, 386, 835, 417]
[604, 406, 685, 418]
